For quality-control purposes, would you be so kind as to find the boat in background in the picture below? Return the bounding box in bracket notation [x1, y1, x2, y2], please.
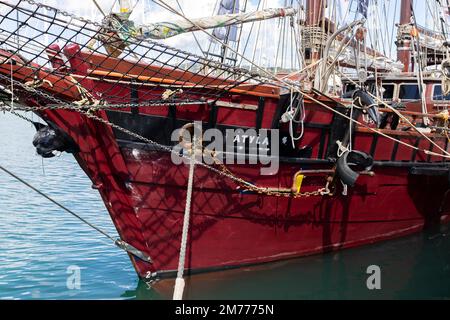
[0, 0, 450, 283]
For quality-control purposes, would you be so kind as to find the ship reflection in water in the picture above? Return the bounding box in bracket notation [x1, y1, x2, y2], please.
[127, 225, 450, 300]
[1, 113, 449, 300]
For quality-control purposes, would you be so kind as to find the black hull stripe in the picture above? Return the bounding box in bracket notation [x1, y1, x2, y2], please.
[116, 139, 450, 169]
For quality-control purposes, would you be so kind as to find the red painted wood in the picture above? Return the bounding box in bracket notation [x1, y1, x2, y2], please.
[2, 47, 450, 279]
[33, 101, 450, 278]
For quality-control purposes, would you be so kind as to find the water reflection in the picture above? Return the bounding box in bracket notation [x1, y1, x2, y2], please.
[125, 224, 450, 300]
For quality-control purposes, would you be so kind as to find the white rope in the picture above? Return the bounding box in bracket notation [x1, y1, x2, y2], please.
[348, 102, 354, 152]
[288, 89, 305, 148]
[173, 131, 197, 301]
[336, 140, 349, 158]
[10, 58, 14, 111]
[341, 180, 348, 196]
[150, 0, 450, 159]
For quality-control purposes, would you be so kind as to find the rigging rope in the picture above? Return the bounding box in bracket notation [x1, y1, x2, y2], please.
[9, 58, 14, 112]
[174, 0, 205, 57]
[2, 0, 449, 170]
[0, 163, 152, 263]
[91, 0, 106, 17]
[147, 0, 450, 157]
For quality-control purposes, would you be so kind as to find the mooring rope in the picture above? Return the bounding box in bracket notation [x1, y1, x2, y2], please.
[0, 163, 152, 263]
[173, 132, 197, 300]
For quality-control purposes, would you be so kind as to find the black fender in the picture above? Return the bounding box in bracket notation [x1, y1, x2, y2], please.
[353, 89, 375, 108]
[336, 150, 374, 187]
[352, 89, 380, 127]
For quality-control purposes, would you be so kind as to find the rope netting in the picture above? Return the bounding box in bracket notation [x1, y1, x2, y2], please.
[0, 0, 280, 110]
[2, 0, 450, 162]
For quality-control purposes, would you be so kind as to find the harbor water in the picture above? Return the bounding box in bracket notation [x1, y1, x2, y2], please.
[0, 112, 450, 300]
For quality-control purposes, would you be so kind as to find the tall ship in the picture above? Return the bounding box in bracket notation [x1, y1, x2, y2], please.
[1, 0, 450, 294]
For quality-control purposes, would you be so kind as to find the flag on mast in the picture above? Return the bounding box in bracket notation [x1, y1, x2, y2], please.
[357, 0, 369, 18]
[213, 0, 240, 41]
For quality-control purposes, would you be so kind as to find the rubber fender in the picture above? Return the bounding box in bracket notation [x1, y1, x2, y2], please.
[336, 150, 374, 187]
[367, 105, 381, 127]
[352, 89, 375, 109]
[352, 89, 380, 127]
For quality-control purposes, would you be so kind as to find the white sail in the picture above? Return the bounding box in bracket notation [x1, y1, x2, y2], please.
[328, 43, 404, 73]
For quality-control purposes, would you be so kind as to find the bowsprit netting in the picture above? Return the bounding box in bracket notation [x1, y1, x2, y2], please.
[0, 0, 279, 111]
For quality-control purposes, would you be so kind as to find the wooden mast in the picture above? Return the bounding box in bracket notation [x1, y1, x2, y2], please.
[397, 0, 413, 72]
[305, 0, 325, 64]
[306, 0, 323, 26]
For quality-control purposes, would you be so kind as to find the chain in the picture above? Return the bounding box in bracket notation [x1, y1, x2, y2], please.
[23, 0, 104, 29]
[0, 83, 331, 198]
[0, 60, 331, 198]
[215, 162, 332, 198]
[85, 108, 335, 197]
[6, 100, 206, 111]
[1, 0, 331, 197]
[9, 110, 35, 124]
[0, 71, 209, 111]
[81, 109, 332, 198]
[0, 102, 36, 124]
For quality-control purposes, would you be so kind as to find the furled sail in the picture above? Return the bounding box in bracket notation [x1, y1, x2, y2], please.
[398, 24, 446, 54]
[328, 44, 404, 73]
[132, 7, 297, 40]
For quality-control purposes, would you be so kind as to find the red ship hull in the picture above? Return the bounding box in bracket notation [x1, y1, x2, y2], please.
[34, 103, 450, 280]
[1, 45, 450, 280]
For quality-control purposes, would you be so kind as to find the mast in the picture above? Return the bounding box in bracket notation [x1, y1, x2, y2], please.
[397, 0, 413, 72]
[304, 0, 325, 64]
[306, 0, 323, 26]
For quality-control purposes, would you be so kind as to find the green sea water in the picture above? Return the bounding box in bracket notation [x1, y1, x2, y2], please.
[0, 112, 449, 300]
